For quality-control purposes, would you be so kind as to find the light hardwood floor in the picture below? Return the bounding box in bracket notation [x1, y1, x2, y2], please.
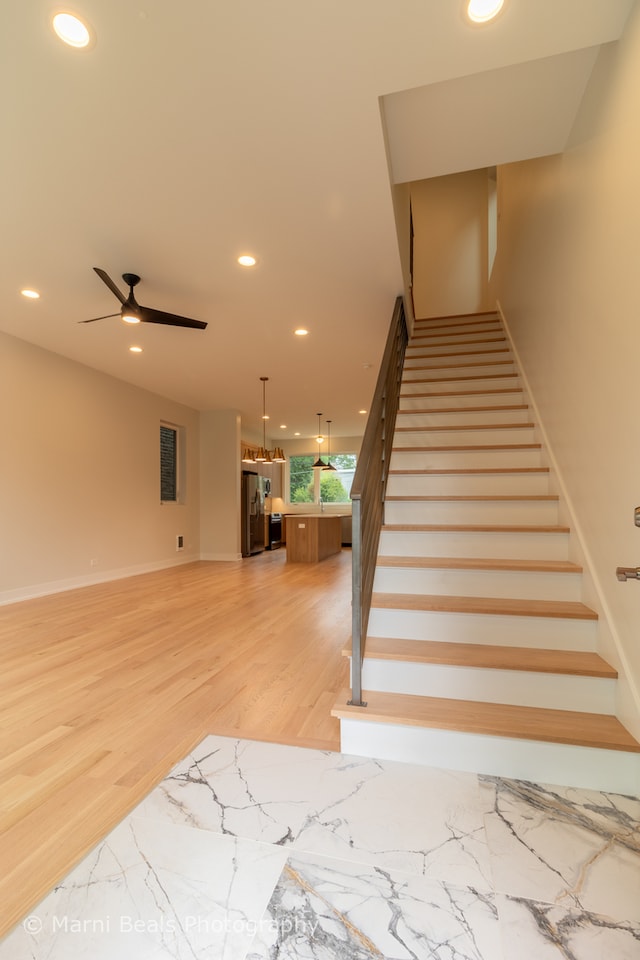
[0, 551, 352, 939]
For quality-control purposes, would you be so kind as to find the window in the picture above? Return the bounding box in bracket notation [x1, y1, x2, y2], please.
[288, 453, 356, 504]
[160, 423, 178, 502]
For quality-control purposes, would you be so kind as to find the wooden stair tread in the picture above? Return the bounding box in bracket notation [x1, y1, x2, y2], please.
[344, 637, 617, 678]
[411, 313, 503, 340]
[331, 689, 640, 753]
[410, 336, 507, 349]
[411, 333, 502, 344]
[407, 346, 510, 359]
[385, 494, 557, 502]
[388, 467, 549, 475]
[392, 443, 541, 452]
[382, 523, 568, 533]
[409, 359, 514, 370]
[376, 556, 582, 574]
[414, 315, 499, 330]
[371, 592, 597, 620]
[396, 422, 534, 432]
[415, 310, 498, 323]
[401, 388, 523, 398]
[397, 405, 528, 415]
[404, 373, 518, 384]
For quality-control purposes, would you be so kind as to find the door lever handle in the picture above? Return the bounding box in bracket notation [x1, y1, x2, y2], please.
[616, 566, 640, 581]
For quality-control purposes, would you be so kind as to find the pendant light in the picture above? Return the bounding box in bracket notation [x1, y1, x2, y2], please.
[312, 412, 327, 468]
[242, 377, 286, 464]
[323, 420, 337, 471]
[256, 376, 271, 462]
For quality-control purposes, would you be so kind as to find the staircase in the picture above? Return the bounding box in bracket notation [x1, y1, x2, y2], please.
[333, 311, 640, 793]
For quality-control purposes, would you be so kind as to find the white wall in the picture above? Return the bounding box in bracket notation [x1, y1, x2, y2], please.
[0, 331, 200, 603]
[492, 11, 640, 732]
[410, 169, 493, 319]
[200, 410, 242, 560]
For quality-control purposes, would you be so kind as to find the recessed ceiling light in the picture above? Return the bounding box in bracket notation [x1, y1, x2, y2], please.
[129, 346, 143, 354]
[280, 424, 287, 430]
[52, 12, 93, 48]
[466, 0, 504, 23]
[238, 255, 257, 267]
[294, 432, 300, 437]
[359, 409, 367, 415]
[294, 328, 308, 337]
[21, 288, 40, 299]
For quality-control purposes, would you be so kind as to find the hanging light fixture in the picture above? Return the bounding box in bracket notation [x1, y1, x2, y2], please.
[323, 420, 337, 471]
[242, 377, 286, 464]
[312, 412, 327, 468]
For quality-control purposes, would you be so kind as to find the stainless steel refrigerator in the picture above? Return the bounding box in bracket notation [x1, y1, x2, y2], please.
[241, 471, 267, 557]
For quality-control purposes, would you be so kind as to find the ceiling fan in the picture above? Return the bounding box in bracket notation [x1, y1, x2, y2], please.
[81, 267, 207, 330]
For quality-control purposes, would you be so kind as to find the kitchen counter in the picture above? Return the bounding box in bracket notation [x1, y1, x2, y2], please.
[285, 513, 345, 563]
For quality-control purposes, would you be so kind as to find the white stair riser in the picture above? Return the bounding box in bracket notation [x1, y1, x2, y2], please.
[367, 608, 597, 650]
[414, 320, 501, 337]
[338, 720, 640, 795]
[372, 565, 582, 601]
[400, 392, 523, 411]
[405, 357, 513, 372]
[358, 659, 616, 714]
[379, 529, 569, 560]
[393, 426, 536, 446]
[384, 499, 558, 525]
[404, 365, 517, 382]
[396, 408, 531, 427]
[390, 449, 543, 470]
[386, 473, 550, 496]
[405, 349, 510, 365]
[402, 377, 521, 395]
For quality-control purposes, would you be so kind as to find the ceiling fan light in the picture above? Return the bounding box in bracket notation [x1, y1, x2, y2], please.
[121, 311, 140, 324]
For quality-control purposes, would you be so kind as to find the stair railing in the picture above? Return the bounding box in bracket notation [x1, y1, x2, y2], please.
[350, 296, 408, 706]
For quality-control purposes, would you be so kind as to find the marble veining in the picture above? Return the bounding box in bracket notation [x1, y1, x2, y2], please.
[2, 735, 639, 960]
[2, 816, 288, 960]
[497, 895, 640, 960]
[137, 736, 338, 845]
[481, 776, 640, 922]
[246, 853, 502, 960]
[293, 758, 493, 891]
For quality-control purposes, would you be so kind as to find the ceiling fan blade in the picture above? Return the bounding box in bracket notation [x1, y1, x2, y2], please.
[93, 267, 126, 304]
[138, 305, 207, 330]
[79, 313, 121, 324]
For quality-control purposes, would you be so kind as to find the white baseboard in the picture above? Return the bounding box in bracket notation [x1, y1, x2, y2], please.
[0, 554, 200, 607]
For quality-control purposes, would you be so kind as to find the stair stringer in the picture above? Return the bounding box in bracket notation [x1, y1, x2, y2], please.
[497, 301, 640, 744]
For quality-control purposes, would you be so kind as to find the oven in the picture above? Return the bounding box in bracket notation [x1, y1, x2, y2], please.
[267, 513, 282, 550]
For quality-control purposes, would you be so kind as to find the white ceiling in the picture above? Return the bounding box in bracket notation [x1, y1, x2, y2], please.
[1, 0, 634, 441]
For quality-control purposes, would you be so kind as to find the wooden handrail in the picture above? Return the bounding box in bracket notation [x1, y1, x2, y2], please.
[349, 296, 408, 706]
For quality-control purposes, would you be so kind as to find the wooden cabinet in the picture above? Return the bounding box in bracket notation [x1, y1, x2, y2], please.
[249, 460, 283, 499]
[285, 514, 343, 563]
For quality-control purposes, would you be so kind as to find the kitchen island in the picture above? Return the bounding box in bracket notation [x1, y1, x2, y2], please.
[285, 514, 344, 563]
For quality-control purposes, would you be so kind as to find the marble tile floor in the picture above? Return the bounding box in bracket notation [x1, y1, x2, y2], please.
[2, 735, 639, 959]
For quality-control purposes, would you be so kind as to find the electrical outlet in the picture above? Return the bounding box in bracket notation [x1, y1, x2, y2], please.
[176, 535, 184, 551]
[90, 558, 98, 567]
